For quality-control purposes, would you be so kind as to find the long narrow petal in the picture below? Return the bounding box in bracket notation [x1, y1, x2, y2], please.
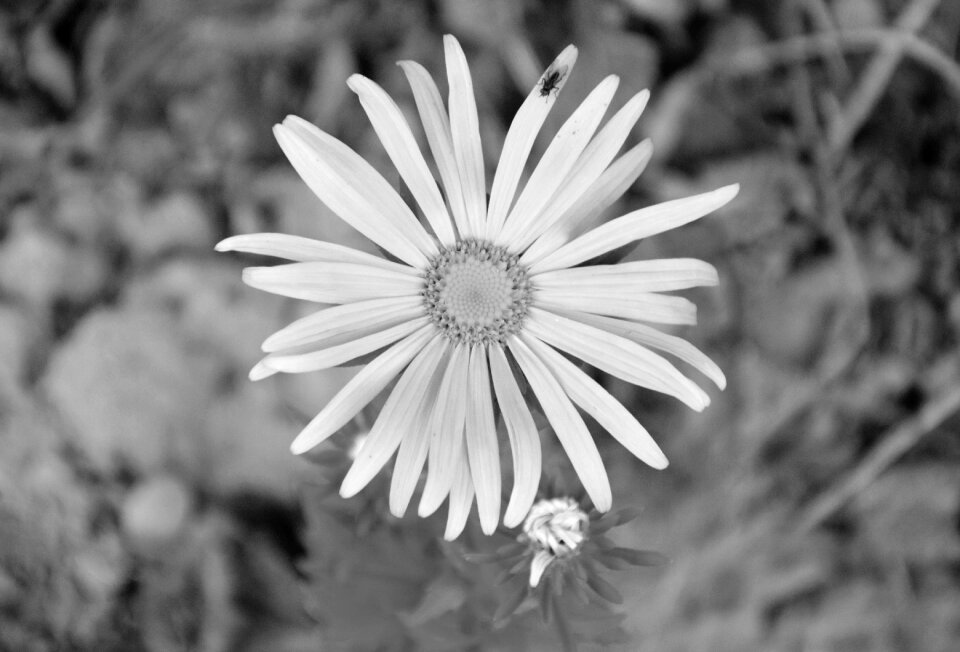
[241, 261, 423, 303]
[398, 60, 470, 236]
[508, 336, 612, 511]
[274, 123, 432, 267]
[510, 90, 649, 250]
[340, 335, 448, 497]
[528, 184, 740, 274]
[215, 233, 419, 275]
[444, 449, 475, 541]
[289, 326, 436, 454]
[533, 258, 719, 293]
[389, 346, 448, 516]
[484, 45, 578, 237]
[262, 296, 423, 352]
[347, 75, 456, 246]
[489, 344, 541, 528]
[550, 309, 726, 389]
[262, 316, 429, 373]
[526, 307, 709, 411]
[496, 75, 620, 248]
[419, 344, 469, 517]
[464, 345, 501, 534]
[444, 35, 486, 238]
[522, 140, 653, 266]
[523, 334, 668, 469]
[535, 290, 697, 325]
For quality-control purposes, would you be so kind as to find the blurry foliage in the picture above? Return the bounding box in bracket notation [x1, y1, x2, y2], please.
[1, 0, 960, 650]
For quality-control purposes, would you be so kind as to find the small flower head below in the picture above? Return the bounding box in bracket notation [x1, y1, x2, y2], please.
[522, 497, 590, 587]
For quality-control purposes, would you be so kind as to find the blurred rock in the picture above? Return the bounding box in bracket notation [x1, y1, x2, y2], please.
[0, 214, 70, 307]
[0, 304, 34, 398]
[54, 172, 140, 245]
[25, 26, 75, 109]
[122, 475, 194, 551]
[43, 307, 218, 473]
[121, 192, 215, 260]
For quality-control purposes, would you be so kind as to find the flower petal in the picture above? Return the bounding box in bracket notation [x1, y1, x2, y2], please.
[528, 184, 740, 274]
[526, 307, 709, 411]
[511, 89, 649, 250]
[419, 344, 469, 517]
[340, 335, 448, 497]
[552, 309, 726, 389]
[485, 45, 578, 238]
[489, 344, 541, 528]
[262, 316, 430, 374]
[289, 326, 436, 455]
[496, 75, 620, 248]
[444, 35, 486, 238]
[535, 290, 697, 325]
[262, 295, 424, 352]
[533, 258, 719, 293]
[397, 60, 470, 237]
[215, 233, 419, 275]
[444, 448, 475, 541]
[522, 140, 653, 266]
[241, 261, 422, 303]
[523, 334, 668, 469]
[464, 345, 501, 535]
[347, 75, 456, 246]
[529, 550, 554, 587]
[508, 336, 612, 512]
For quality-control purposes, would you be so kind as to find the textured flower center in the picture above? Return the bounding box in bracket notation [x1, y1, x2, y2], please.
[522, 497, 589, 557]
[423, 239, 532, 345]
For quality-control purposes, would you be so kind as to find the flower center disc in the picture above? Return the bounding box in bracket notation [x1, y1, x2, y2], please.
[423, 240, 532, 345]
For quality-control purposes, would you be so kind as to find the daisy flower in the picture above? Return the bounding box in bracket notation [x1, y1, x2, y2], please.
[217, 35, 737, 539]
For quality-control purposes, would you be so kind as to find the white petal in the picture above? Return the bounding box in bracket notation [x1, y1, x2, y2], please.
[464, 345, 501, 535]
[528, 184, 740, 274]
[389, 346, 448, 516]
[444, 449, 475, 541]
[485, 45, 578, 237]
[281, 116, 439, 257]
[535, 290, 698, 325]
[289, 326, 435, 455]
[511, 90, 649, 250]
[262, 316, 429, 374]
[489, 344, 541, 528]
[215, 233, 420, 275]
[262, 296, 423, 352]
[444, 35, 486, 238]
[340, 335, 447, 497]
[347, 75, 456, 246]
[533, 258, 719, 293]
[508, 336, 612, 512]
[529, 550, 554, 587]
[241, 261, 422, 304]
[552, 309, 726, 389]
[523, 334, 668, 469]
[248, 360, 278, 381]
[398, 60, 470, 237]
[526, 307, 709, 411]
[419, 344, 469, 517]
[522, 140, 653, 266]
[496, 75, 620, 248]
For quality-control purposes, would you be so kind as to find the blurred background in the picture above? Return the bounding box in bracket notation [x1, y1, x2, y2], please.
[1, 0, 959, 650]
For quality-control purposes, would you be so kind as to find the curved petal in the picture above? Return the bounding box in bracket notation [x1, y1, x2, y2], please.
[535, 290, 697, 325]
[523, 334, 668, 469]
[241, 261, 423, 304]
[444, 448, 475, 541]
[444, 35, 486, 238]
[485, 45, 578, 238]
[340, 335, 448, 497]
[347, 74, 456, 246]
[289, 326, 436, 454]
[525, 307, 709, 411]
[508, 335, 612, 512]
[274, 123, 433, 267]
[489, 344, 541, 528]
[496, 75, 620, 248]
[464, 345, 501, 534]
[528, 184, 740, 274]
[532, 258, 719, 293]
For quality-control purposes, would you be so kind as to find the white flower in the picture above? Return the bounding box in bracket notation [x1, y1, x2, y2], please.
[522, 497, 589, 587]
[217, 35, 737, 540]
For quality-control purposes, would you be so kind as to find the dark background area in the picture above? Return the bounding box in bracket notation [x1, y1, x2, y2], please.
[1, 0, 959, 650]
